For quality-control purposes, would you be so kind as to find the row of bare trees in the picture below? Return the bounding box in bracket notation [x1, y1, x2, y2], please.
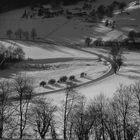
[0, 74, 57, 139]
[61, 83, 140, 140]
[1, 75, 140, 140]
[6, 28, 37, 40]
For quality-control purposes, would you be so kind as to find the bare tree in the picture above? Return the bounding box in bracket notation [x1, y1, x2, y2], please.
[50, 121, 57, 140]
[104, 100, 122, 140]
[13, 74, 33, 139]
[61, 82, 80, 140]
[93, 94, 108, 140]
[113, 85, 135, 140]
[133, 82, 140, 116]
[30, 97, 57, 139]
[71, 96, 96, 140]
[0, 80, 13, 138]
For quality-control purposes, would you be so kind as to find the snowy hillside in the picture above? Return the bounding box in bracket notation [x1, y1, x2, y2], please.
[0, 0, 140, 102]
[0, 40, 96, 59]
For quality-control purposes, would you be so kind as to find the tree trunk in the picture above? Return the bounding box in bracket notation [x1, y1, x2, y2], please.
[0, 127, 3, 139]
[51, 125, 57, 140]
[123, 119, 127, 140]
[69, 122, 73, 139]
[138, 101, 140, 116]
[84, 133, 89, 140]
[63, 92, 69, 140]
[40, 134, 45, 139]
[64, 123, 67, 140]
[20, 98, 23, 139]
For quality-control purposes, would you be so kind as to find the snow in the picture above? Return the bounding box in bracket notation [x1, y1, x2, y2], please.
[0, 40, 97, 59]
[44, 48, 140, 105]
[0, 0, 140, 104]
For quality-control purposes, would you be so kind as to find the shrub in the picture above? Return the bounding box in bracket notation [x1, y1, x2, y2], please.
[69, 75, 75, 81]
[85, 37, 92, 47]
[40, 81, 46, 87]
[59, 76, 68, 83]
[48, 79, 56, 85]
[80, 72, 87, 78]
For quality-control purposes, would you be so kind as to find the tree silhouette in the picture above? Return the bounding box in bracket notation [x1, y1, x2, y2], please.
[31, 28, 37, 40]
[85, 37, 92, 47]
[6, 30, 13, 39]
[15, 28, 23, 40]
[13, 74, 34, 139]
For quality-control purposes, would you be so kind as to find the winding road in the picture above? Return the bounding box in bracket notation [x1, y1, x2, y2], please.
[1, 38, 115, 101]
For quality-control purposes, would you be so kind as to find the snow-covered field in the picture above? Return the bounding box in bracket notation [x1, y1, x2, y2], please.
[0, 39, 110, 98]
[45, 48, 140, 106]
[0, 40, 96, 59]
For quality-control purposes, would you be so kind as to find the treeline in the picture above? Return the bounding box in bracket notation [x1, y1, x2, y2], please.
[1, 74, 140, 140]
[93, 39, 140, 50]
[6, 28, 37, 40]
[85, 30, 140, 50]
[0, 0, 86, 13]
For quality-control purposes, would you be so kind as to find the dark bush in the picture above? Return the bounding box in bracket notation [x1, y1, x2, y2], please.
[80, 72, 87, 78]
[40, 81, 46, 87]
[48, 79, 56, 85]
[69, 75, 75, 81]
[59, 76, 68, 83]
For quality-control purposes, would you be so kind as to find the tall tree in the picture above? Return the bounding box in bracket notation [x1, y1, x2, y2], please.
[13, 74, 33, 139]
[113, 85, 135, 140]
[30, 97, 57, 139]
[61, 82, 80, 140]
[72, 97, 96, 140]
